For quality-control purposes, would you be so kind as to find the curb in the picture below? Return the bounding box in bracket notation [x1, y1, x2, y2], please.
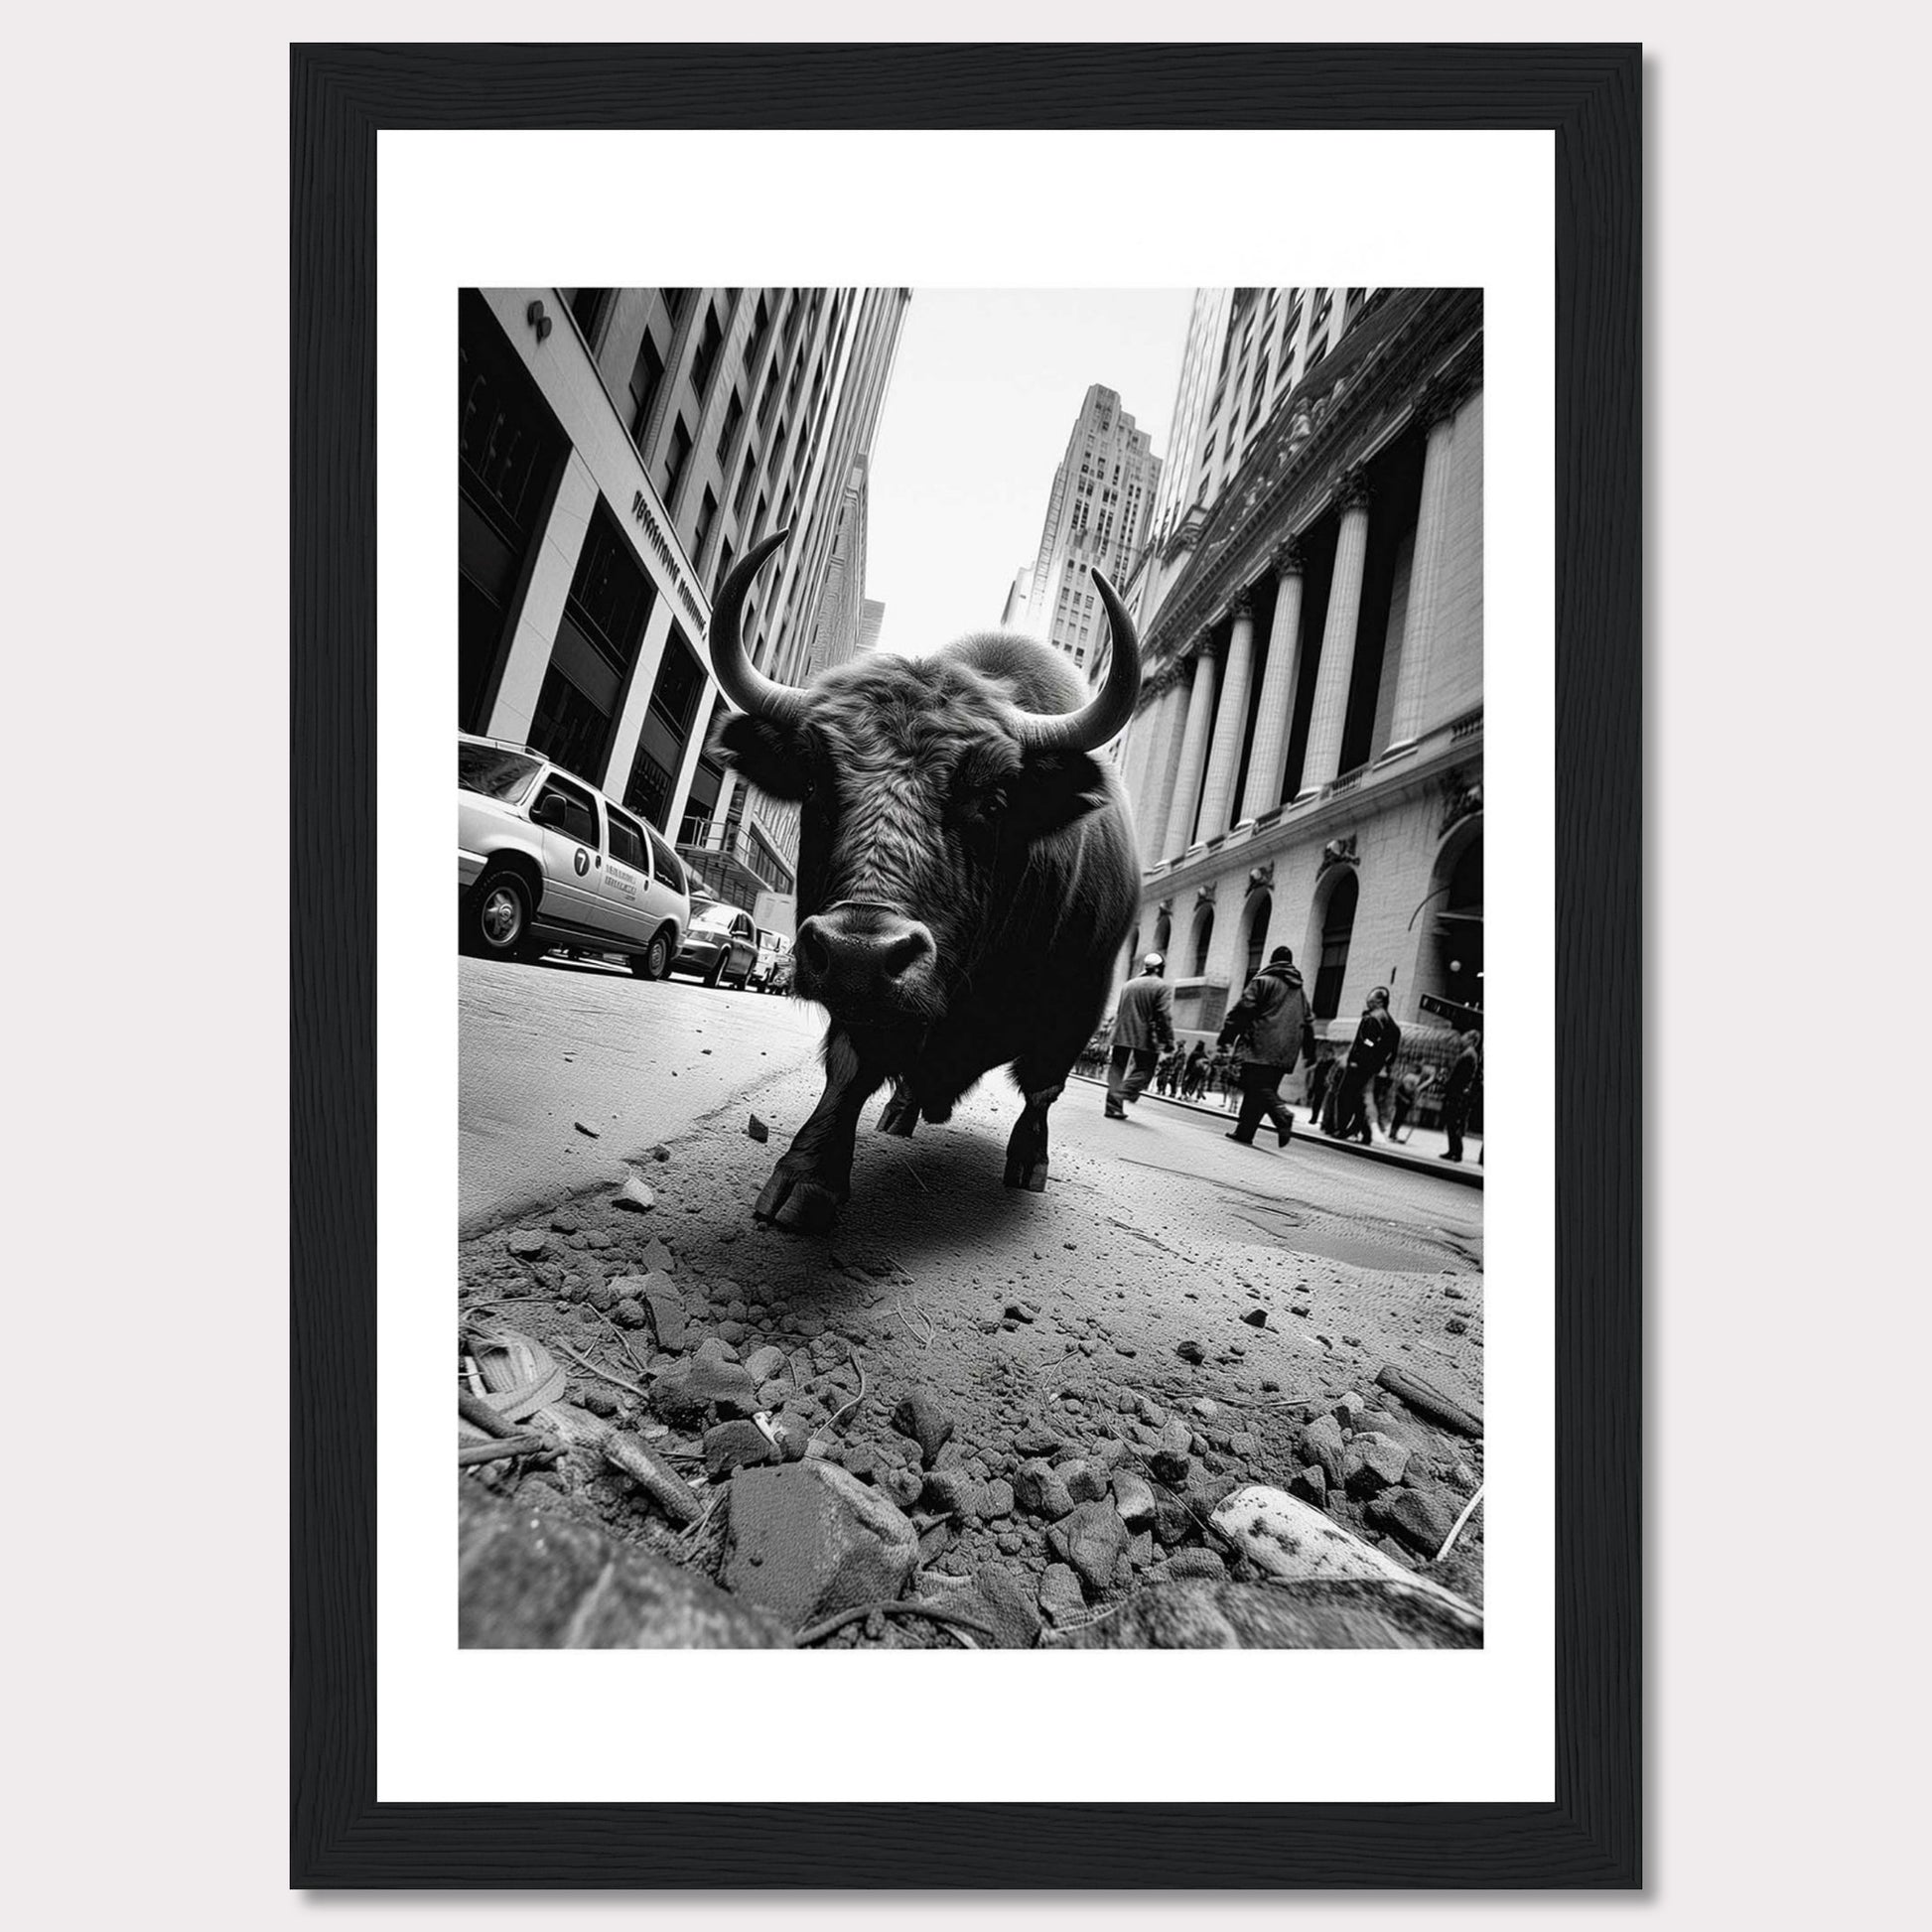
[1069, 1072, 1484, 1190]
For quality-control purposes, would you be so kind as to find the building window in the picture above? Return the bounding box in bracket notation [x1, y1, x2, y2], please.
[565, 288, 610, 342]
[1313, 872, 1358, 1020]
[733, 455, 756, 519]
[662, 414, 693, 503]
[716, 388, 744, 465]
[713, 536, 735, 596]
[1344, 286, 1368, 330]
[750, 292, 770, 353]
[663, 288, 692, 324]
[628, 332, 666, 444]
[1191, 908, 1214, 977]
[693, 485, 718, 561]
[623, 627, 705, 831]
[689, 301, 724, 400]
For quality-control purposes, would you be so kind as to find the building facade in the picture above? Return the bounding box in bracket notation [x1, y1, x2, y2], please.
[1112, 287, 1484, 1087]
[1006, 384, 1162, 674]
[458, 285, 908, 910]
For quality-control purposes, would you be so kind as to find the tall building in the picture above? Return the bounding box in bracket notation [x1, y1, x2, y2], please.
[798, 457, 873, 681]
[1007, 385, 1162, 675]
[858, 599, 886, 658]
[696, 288, 909, 904]
[458, 285, 908, 909]
[1111, 287, 1484, 1088]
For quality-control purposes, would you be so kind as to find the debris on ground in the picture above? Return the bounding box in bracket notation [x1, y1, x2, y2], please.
[457, 1121, 1484, 1647]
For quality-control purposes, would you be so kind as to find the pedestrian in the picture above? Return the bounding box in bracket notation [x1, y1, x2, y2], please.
[1372, 1058, 1397, 1137]
[1105, 952, 1174, 1119]
[1178, 1040, 1208, 1099]
[1439, 1025, 1481, 1163]
[1218, 945, 1318, 1149]
[1333, 986, 1403, 1145]
[1390, 1062, 1436, 1144]
[1304, 1049, 1336, 1130]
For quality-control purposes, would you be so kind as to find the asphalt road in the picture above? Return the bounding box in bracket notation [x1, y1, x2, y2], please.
[459, 951, 1484, 1415]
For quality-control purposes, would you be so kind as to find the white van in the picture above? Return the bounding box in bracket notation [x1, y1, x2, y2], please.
[457, 734, 690, 979]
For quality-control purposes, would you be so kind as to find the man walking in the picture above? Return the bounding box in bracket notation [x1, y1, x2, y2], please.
[1334, 986, 1403, 1145]
[1390, 1062, 1435, 1144]
[1106, 952, 1174, 1119]
[1218, 946, 1318, 1149]
[1439, 1024, 1482, 1162]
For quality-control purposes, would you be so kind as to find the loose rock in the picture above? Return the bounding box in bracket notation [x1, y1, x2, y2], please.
[614, 1176, 656, 1213]
[723, 1461, 918, 1631]
[892, 1388, 956, 1465]
[1037, 1563, 1088, 1625]
[1343, 1436, 1411, 1499]
[704, 1419, 779, 1479]
[1047, 1501, 1129, 1593]
[1366, 1483, 1457, 1558]
[505, 1229, 548, 1260]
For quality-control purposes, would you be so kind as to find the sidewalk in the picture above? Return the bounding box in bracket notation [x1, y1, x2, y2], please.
[1069, 1071, 1484, 1188]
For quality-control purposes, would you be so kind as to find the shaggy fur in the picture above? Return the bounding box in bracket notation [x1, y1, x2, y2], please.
[713, 627, 1142, 1230]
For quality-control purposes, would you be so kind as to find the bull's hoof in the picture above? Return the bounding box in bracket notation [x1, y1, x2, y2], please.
[1003, 1156, 1049, 1192]
[876, 1092, 919, 1137]
[755, 1170, 842, 1234]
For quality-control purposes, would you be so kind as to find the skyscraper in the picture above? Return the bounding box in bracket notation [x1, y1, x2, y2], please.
[458, 283, 908, 904]
[1006, 384, 1162, 676]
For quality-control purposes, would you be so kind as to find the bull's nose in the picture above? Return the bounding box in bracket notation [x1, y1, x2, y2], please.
[796, 906, 935, 1010]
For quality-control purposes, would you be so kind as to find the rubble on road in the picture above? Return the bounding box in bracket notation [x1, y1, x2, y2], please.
[458, 1156, 1484, 1649]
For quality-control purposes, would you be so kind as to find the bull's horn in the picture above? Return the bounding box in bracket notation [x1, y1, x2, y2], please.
[707, 527, 805, 726]
[1013, 567, 1142, 754]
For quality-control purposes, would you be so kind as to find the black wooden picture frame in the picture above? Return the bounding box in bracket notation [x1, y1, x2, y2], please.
[291, 41, 1639, 1888]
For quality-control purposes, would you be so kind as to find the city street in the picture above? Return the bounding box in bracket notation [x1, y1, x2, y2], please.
[459, 953, 1486, 1637]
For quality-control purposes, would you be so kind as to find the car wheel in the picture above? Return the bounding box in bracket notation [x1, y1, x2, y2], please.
[631, 929, 674, 981]
[464, 872, 532, 960]
[704, 953, 727, 988]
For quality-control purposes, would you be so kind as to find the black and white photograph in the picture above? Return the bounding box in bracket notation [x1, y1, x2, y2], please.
[455, 280, 1488, 1652]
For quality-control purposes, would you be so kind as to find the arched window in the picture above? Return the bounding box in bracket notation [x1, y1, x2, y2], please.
[1152, 912, 1173, 958]
[1244, 893, 1272, 984]
[1190, 908, 1214, 976]
[1312, 872, 1358, 1019]
[1435, 835, 1483, 1014]
[1123, 926, 1142, 980]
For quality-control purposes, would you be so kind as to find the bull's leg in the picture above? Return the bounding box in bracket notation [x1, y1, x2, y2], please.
[1003, 1073, 1066, 1193]
[756, 1028, 888, 1233]
[876, 1075, 919, 1137]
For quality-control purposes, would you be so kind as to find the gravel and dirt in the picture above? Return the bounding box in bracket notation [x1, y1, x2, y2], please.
[457, 1015, 1485, 1647]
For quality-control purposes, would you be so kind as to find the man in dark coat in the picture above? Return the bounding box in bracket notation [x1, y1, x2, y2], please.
[1333, 986, 1402, 1145]
[1218, 946, 1318, 1148]
[1105, 952, 1175, 1119]
[1304, 1049, 1337, 1128]
[1439, 1025, 1482, 1162]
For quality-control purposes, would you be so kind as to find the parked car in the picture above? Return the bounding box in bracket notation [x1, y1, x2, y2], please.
[670, 897, 759, 988]
[457, 734, 689, 979]
[748, 928, 793, 992]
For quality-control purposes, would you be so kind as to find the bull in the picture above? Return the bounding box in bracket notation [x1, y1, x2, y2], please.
[705, 529, 1144, 1232]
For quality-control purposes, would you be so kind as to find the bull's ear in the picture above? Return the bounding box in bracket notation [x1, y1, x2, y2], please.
[712, 711, 812, 801]
[1012, 749, 1110, 839]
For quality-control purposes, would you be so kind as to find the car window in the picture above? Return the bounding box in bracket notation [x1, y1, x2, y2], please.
[606, 806, 648, 874]
[459, 742, 541, 803]
[646, 828, 685, 895]
[534, 775, 599, 846]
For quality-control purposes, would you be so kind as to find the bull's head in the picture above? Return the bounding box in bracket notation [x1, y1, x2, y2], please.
[706, 529, 1141, 1033]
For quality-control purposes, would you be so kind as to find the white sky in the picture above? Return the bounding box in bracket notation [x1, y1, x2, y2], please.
[863, 289, 1196, 655]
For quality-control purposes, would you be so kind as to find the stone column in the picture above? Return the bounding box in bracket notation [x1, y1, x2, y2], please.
[1119, 689, 1160, 825]
[1383, 384, 1461, 756]
[1162, 633, 1223, 861]
[1137, 675, 1189, 861]
[1297, 468, 1373, 798]
[1238, 542, 1308, 824]
[1193, 593, 1257, 843]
